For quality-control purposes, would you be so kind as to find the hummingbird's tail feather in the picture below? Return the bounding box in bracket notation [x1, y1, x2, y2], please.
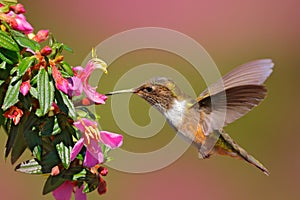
[213, 130, 270, 176]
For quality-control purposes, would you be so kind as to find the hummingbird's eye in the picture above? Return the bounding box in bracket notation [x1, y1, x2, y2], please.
[143, 86, 153, 93]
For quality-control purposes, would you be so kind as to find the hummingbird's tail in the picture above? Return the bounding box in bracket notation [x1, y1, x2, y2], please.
[213, 130, 270, 176]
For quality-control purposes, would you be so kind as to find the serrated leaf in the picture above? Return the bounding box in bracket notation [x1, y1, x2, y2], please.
[56, 142, 72, 169]
[15, 159, 42, 174]
[36, 68, 54, 116]
[2, 77, 21, 110]
[14, 36, 40, 52]
[43, 175, 66, 195]
[18, 56, 35, 76]
[0, 30, 19, 51]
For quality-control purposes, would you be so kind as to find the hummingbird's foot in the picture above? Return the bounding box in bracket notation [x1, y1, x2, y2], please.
[198, 151, 211, 159]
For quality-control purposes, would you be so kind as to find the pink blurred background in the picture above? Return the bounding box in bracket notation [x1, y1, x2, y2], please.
[1, 0, 299, 199]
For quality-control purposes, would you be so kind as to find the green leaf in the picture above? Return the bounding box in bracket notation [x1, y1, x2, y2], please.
[15, 159, 42, 174]
[40, 116, 55, 136]
[59, 90, 76, 119]
[0, 30, 19, 51]
[11, 126, 27, 164]
[52, 117, 61, 135]
[2, 0, 18, 3]
[0, 61, 6, 69]
[63, 44, 73, 53]
[43, 175, 66, 195]
[2, 77, 21, 110]
[24, 129, 41, 151]
[5, 124, 18, 158]
[40, 151, 60, 173]
[0, 50, 13, 64]
[18, 56, 35, 76]
[56, 142, 72, 169]
[73, 169, 87, 180]
[0, 80, 4, 86]
[33, 145, 42, 161]
[83, 170, 99, 193]
[36, 68, 54, 116]
[60, 61, 74, 76]
[14, 36, 40, 52]
[29, 87, 38, 99]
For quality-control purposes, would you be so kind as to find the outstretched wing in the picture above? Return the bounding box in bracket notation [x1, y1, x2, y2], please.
[196, 59, 274, 136]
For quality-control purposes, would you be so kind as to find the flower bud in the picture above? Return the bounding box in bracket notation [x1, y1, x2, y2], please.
[33, 29, 49, 43]
[41, 46, 52, 56]
[10, 3, 26, 14]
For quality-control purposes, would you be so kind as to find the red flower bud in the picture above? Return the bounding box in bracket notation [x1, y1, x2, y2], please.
[97, 178, 107, 195]
[33, 29, 49, 43]
[10, 3, 26, 14]
[41, 46, 52, 56]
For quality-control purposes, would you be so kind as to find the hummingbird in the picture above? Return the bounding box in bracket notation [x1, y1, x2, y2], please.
[107, 59, 273, 176]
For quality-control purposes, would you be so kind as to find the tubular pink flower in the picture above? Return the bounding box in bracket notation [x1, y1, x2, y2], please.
[20, 80, 30, 96]
[6, 11, 33, 34]
[53, 181, 86, 200]
[70, 61, 107, 104]
[52, 64, 69, 94]
[71, 118, 123, 167]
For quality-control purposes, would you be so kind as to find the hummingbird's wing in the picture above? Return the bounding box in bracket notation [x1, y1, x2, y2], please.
[195, 59, 274, 136]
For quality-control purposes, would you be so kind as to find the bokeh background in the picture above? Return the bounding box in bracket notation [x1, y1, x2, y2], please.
[1, 0, 299, 199]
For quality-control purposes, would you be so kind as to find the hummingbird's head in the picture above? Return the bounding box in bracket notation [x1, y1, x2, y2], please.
[107, 77, 181, 112]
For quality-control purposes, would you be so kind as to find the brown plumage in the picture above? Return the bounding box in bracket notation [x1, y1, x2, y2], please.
[107, 59, 274, 176]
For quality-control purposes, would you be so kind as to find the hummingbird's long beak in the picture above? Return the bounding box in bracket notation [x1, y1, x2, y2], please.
[106, 88, 136, 95]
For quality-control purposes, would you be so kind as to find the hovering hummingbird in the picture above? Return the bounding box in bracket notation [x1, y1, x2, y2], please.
[107, 59, 273, 175]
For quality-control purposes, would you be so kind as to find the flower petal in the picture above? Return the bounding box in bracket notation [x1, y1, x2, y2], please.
[84, 148, 103, 167]
[83, 84, 107, 104]
[100, 131, 123, 149]
[69, 77, 83, 96]
[20, 80, 30, 96]
[73, 118, 97, 133]
[70, 138, 84, 161]
[52, 181, 73, 200]
[75, 185, 87, 200]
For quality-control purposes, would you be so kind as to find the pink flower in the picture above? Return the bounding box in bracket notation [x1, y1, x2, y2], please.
[33, 29, 49, 43]
[70, 60, 107, 104]
[6, 11, 33, 34]
[52, 64, 69, 94]
[52, 181, 86, 200]
[20, 80, 30, 96]
[3, 106, 23, 125]
[71, 118, 123, 167]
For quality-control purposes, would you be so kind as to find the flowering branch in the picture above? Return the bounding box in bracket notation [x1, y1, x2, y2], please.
[0, 1, 123, 199]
